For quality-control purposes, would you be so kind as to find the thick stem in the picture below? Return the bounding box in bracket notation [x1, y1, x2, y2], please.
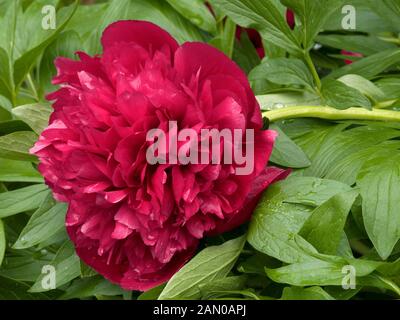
[262, 105, 400, 123]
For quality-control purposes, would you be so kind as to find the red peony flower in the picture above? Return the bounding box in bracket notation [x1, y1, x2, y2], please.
[236, 27, 265, 59]
[286, 9, 295, 30]
[31, 20, 289, 291]
[341, 50, 363, 65]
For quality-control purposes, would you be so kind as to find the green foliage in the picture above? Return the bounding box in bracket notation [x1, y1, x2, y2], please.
[269, 124, 311, 168]
[281, 0, 344, 50]
[158, 236, 246, 299]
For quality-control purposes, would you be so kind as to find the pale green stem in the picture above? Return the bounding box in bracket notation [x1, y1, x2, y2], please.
[262, 105, 400, 123]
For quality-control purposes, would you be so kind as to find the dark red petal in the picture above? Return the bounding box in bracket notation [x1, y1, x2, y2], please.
[120, 243, 198, 291]
[174, 42, 256, 108]
[101, 20, 179, 54]
[341, 50, 363, 65]
[286, 9, 295, 30]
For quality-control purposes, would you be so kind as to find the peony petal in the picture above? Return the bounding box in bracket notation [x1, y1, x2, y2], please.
[120, 243, 197, 291]
[111, 222, 133, 240]
[174, 42, 256, 109]
[103, 189, 129, 203]
[101, 20, 179, 55]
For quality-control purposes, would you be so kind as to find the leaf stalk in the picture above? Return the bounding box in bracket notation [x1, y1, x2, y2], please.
[262, 105, 400, 123]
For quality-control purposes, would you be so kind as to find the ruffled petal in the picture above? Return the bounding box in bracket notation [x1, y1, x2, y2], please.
[174, 42, 257, 112]
[101, 20, 179, 55]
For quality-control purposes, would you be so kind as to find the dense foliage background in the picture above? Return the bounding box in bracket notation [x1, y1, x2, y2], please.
[0, 0, 400, 300]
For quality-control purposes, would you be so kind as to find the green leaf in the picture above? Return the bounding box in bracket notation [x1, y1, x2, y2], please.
[262, 38, 286, 59]
[158, 235, 246, 300]
[209, 18, 236, 58]
[0, 158, 43, 182]
[281, 0, 344, 50]
[13, 194, 67, 249]
[266, 260, 344, 286]
[327, 49, 400, 80]
[12, 103, 52, 135]
[237, 252, 280, 275]
[0, 0, 20, 55]
[256, 92, 321, 110]
[278, 118, 334, 139]
[337, 75, 384, 102]
[198, 276, 248, 299]
[30, 241, 80, 292]
[266, 257, 380, 287]
[80, 261, 97, 278]
[0, 251, 53, 282]
[337, 233, 355, 259]
[0, 0, 18, 101]
[133, 0, 205, 43]
[0, 219, 5, 266]
[299, 190, 359, 255]
[0, 275, 49, 299]
[0, 120, 31, 135]
[85, 0, 204, 54]
[323, 0, 396, 34]
[0, 95, 12, 120]
[357, 273, 400, 296]
[36, 228, 68, 250]
[316, 35, 396, 57]
[166, 0, 216, 33]
[269, 124, 311, 168]
[138, 284, 166, 300]
[0, 131, 38, 162]
[212, 0, 302, 54]
[60, 276, 127, 300]
[366, 0, 400, 32]
[356, 154, 400, 259]
[83, 0, 131, 54]
[13, 1, 78, 88]
[11, 0, 59, 60]
[233, 32, 261, 74]
[324, 286, 360, 300]
[297, 123, 400, 181]
[249, 58, 315, 92]
[375, 78, 400, 100]
[281, 286, 335, 300]
[322, 79, 371, 110]
[377, 257, 400, 277]
[0, 184, 49, 218]
[63, 3, 107, 38]
[0, 47, 13, 101]
[247, 176, 352, 263]
[39, 31, 82, 95]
